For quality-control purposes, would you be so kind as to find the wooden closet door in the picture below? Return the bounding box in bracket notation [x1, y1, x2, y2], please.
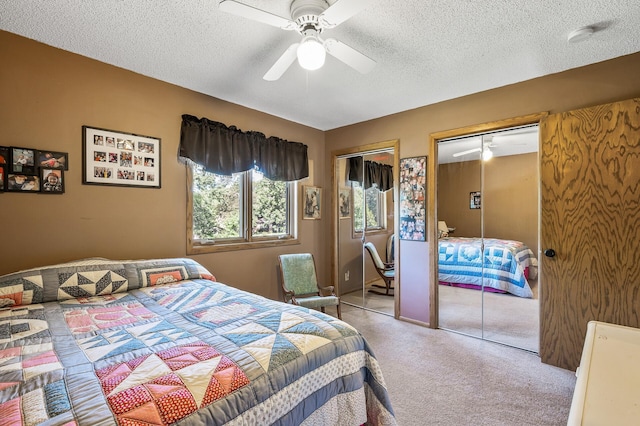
[540, 97, 640, 370]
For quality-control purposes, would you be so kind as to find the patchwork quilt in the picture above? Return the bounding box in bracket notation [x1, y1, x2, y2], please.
[0, 258, 396, 425]
[438, 237, 537, 298]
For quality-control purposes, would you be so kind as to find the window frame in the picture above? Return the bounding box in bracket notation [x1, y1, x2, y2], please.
[352, 182, 388, 236]
[186, 165, 299, 254]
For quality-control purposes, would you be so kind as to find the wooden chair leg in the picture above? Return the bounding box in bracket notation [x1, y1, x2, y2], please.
[336, 303, 342, 320]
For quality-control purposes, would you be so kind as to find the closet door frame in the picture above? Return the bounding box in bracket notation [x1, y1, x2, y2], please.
[428, 113, 547, 329]
[331, 139, 400, 318]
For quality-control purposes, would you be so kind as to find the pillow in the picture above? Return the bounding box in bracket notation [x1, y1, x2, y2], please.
[0, 257, 216, 306]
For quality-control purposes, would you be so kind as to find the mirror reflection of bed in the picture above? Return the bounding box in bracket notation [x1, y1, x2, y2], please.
[437, 125, 540, 352]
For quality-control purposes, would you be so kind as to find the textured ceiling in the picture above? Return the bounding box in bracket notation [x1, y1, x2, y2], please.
[1, 0, 639, 130]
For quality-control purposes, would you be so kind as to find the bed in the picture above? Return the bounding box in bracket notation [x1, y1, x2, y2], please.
[438, 237, 537, 298]
[0, 257, 396, 425]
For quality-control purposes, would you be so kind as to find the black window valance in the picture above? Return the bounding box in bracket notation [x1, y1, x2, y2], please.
[347, 157, 393, 191]
[179, 114, 309, 181]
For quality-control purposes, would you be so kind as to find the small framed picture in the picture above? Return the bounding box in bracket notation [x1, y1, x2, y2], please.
[339, 187, 351, 219]
[10, 147, 36, 174]
[0, 165, 6, 192]
[41, 169, 64, 194]
[302, 185, 322, 220]
[470, 191, 481, 209]
[7, 174, 40, 192]
[0, 146, 8, 166]
[37, 150, 68, 170]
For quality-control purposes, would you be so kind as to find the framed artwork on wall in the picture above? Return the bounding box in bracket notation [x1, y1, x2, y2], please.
[37, 150, 68, 170]
[41, 169, 64, 194]
[0, 146, 8, 166]
[399, 156, 427, 241]
[0, 165, 6, 192]
[10, 147, 36, 174]
[338, 187, 351, 219]
[82, 125, 161, 188]
[302, 185, 322, 220]
[470, 191, 481, 209]
[7, 174, 40, 192]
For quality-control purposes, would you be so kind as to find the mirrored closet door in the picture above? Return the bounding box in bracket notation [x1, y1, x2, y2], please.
[334, 147, 395, 316]
[437, 125, 540, 352]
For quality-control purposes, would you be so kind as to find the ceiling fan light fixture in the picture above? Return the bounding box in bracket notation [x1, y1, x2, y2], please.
[482, 148, 493, 161]
[297, 35, 326, 70]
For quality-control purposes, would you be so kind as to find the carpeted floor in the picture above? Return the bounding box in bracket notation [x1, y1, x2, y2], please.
[342, 279, 539, 353]
[438, 281, 539, 352]
[341, 282, 395, 316]
[340, 304, 576, 425]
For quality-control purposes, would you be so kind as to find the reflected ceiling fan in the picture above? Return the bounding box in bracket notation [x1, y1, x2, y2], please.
[219, 0, 376, 80]
[452, 141, 496, 160]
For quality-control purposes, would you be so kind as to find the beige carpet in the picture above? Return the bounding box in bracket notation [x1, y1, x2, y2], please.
[341, 280, 394, 316]
[340, 304, 576, 425]
[439, 280, 539, 352]
[342, 279, 539, 352]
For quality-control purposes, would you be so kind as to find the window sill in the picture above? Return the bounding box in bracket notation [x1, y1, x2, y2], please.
[188, 237, 300, 254]
[353, 229, 389, 239]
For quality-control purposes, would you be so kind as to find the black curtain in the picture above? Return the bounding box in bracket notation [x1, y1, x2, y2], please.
[346, 156, 393, 191]
[179, 114, 309, 181]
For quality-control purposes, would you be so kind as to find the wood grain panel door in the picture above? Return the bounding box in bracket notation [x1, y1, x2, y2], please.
[540, 97, 640, 370]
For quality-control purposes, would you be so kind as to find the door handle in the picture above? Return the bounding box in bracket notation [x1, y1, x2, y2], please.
[544, 249, 556, 258]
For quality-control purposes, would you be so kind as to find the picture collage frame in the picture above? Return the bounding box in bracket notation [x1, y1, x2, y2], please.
[0, 145, 68, 194]
[399, 155, 427, 241]
[82, 125, 161, 188]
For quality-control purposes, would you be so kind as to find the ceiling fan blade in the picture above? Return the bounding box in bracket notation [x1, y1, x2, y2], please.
[324, 38, 375, 74]
[320, 0, 369, 28]
[219, 0, 295, 30]
[263, 43, 300, 81]
[452, 147, 481, 157]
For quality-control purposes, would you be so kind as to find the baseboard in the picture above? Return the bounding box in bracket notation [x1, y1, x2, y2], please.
[398, 316, 431, 328]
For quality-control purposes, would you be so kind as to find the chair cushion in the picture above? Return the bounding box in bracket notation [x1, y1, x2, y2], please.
[279, 254, 319, 295]
[364, 242, 385, 269]
[294, 295, 340, 309]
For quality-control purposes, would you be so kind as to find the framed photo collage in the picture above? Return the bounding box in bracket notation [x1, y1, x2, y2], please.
[82, 126, 161, 189]
[0, 146, 68, 194]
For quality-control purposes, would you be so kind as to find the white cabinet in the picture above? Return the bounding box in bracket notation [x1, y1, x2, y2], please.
[568, 321, 640, 425]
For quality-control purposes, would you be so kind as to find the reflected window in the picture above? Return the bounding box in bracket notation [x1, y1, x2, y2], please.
[353, 181, 386, 232]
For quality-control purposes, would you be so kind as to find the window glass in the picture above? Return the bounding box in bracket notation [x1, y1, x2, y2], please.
[192, 166, 241, 240]
[353, 182, 386, 232]
[189, 165, 296, 250]
[252, 170, 288, 237]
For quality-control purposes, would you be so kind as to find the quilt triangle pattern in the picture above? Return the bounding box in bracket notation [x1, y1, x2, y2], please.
[96, 341, 249, 425]
[76, 320, 193, 362]
[222, 312, 333, 372]
[58, 269, 128, 299]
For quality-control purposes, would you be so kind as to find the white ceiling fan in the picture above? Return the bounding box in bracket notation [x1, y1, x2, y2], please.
[219, 0, 376, 81]
[452, 141, 496, 160]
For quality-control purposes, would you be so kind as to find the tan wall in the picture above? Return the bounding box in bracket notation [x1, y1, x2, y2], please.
[437, 160, 482, 238]
[438, 153, 538, 255]
[0, 31, 325, 301]
[484, 153, 539, 255]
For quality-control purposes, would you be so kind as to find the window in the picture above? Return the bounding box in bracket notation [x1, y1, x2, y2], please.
[353, 181, 387, 232]
[188, 165, 298, 253]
